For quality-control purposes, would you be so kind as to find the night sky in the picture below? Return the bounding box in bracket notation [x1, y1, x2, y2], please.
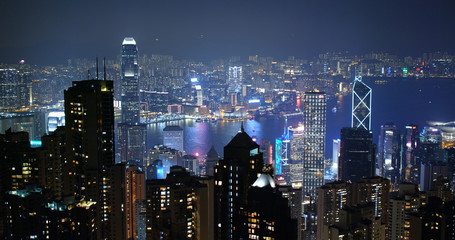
[1, 0, 454, 64]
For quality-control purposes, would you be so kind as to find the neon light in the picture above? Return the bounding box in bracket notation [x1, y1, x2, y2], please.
[275, 139, 282, 175]
[30, 140, 42, 146]
[248, 99, 260, 103]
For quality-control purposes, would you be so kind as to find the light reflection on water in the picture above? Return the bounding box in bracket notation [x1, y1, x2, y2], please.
[147, 78, 455, 159]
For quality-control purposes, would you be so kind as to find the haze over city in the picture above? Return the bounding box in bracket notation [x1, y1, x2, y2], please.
[1, 0, 455, 64]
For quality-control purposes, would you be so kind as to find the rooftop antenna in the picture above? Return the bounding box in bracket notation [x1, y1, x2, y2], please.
[96, 57, 99, 80]
[103, 57, 106, 80]
[240, 121, 244, 133]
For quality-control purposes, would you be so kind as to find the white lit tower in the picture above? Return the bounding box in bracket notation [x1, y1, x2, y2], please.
[228, 66, 243, 93]
[351, 73, 372, 130]
[118, 37, 147, 166]
[302, 91, 326, 234]
[121, 37, 140, 124]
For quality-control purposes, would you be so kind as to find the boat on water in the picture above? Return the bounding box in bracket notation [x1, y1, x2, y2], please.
[196, 118, 202, 122]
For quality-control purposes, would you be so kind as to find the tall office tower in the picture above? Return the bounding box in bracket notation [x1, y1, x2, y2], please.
[378, 123, 401, 188]
[351, 74, 372, 130]
[275, 128, 290, 177]
[317, 181, 350, 240]
[126, 165, 145, 240]
[331, 139, 341, 179]
[402, 124, 419, 184]
[302, 91, 326, 232]
[146, 166, 214, 240]
[389, 183, 425, 240]
[228, 66, 243, 93]
[163, 125, 184, 152]
[214, 127, 264, 239]
[338, 127, 375, 182]
[121, 37, 140, 124]
[64, 80, 126, 239]
[205, 146, 220, 176]
[16, 72, 32, 107]
[289, 124, 304, 188]
[118, 37, 147, 165]
[0, 69, 18, 109]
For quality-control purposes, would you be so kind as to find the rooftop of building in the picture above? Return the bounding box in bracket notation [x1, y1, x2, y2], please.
[225, 125, 259, 149]
[122, 37, 136, 45]
[163, 125, 183, 131]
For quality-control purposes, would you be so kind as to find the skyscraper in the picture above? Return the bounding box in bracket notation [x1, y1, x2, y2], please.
[351, 75, 372, 130]
[378, 123, 401, 187]
[214, 127, 296, 239]
[289, 124, 304, 188]
[118, 37, 147, 165]
[214, 127, 263, 239]
[402, 124, 419, 184]
[339, 127, 375, 182]
[227, 66, 242, 93]
[302, 91, 326, 202]
[163, 125, 184, 152]
[64, 80, 126, 239]
[302, 91, 326, 236]
[121, 37, 140, 124]
[126, 165, 145, 240]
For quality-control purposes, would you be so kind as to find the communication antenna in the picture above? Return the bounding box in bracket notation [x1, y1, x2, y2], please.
[103, 57, 106, 80]
[96, 57, 99, 80]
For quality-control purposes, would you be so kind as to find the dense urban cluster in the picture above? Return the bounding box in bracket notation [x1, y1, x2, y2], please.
[0, 38, 455, 240]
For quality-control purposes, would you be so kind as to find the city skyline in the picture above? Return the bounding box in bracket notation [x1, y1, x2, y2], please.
[1, 1, 455, 239]
[1, 0, 455, 64]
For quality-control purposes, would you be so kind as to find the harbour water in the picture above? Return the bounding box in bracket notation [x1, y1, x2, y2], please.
[147, 77, 455, 159]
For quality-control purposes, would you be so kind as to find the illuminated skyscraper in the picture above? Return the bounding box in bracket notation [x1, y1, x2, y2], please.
[275, 128, 290, 177]
[214, 127, 296, 239]
[126, 165, 145, 240]
[289, 124, 305, 188]
[227, 66, 242, 93]
[163, 125, 184, 152]
[214, 127, 263, 239]
[401, 125, 419, 184]
[351, 75, 372, 130]
[302, 91, 326, 236]
[121, 37, 140, 124]
[64, 80, 126, 239]
[302, 91, 326, 202]
[378, 123, 401, 188]
[118, 37, 147, 165]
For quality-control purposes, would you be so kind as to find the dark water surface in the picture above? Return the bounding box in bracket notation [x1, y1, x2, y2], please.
[148, 78, 455, 159]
